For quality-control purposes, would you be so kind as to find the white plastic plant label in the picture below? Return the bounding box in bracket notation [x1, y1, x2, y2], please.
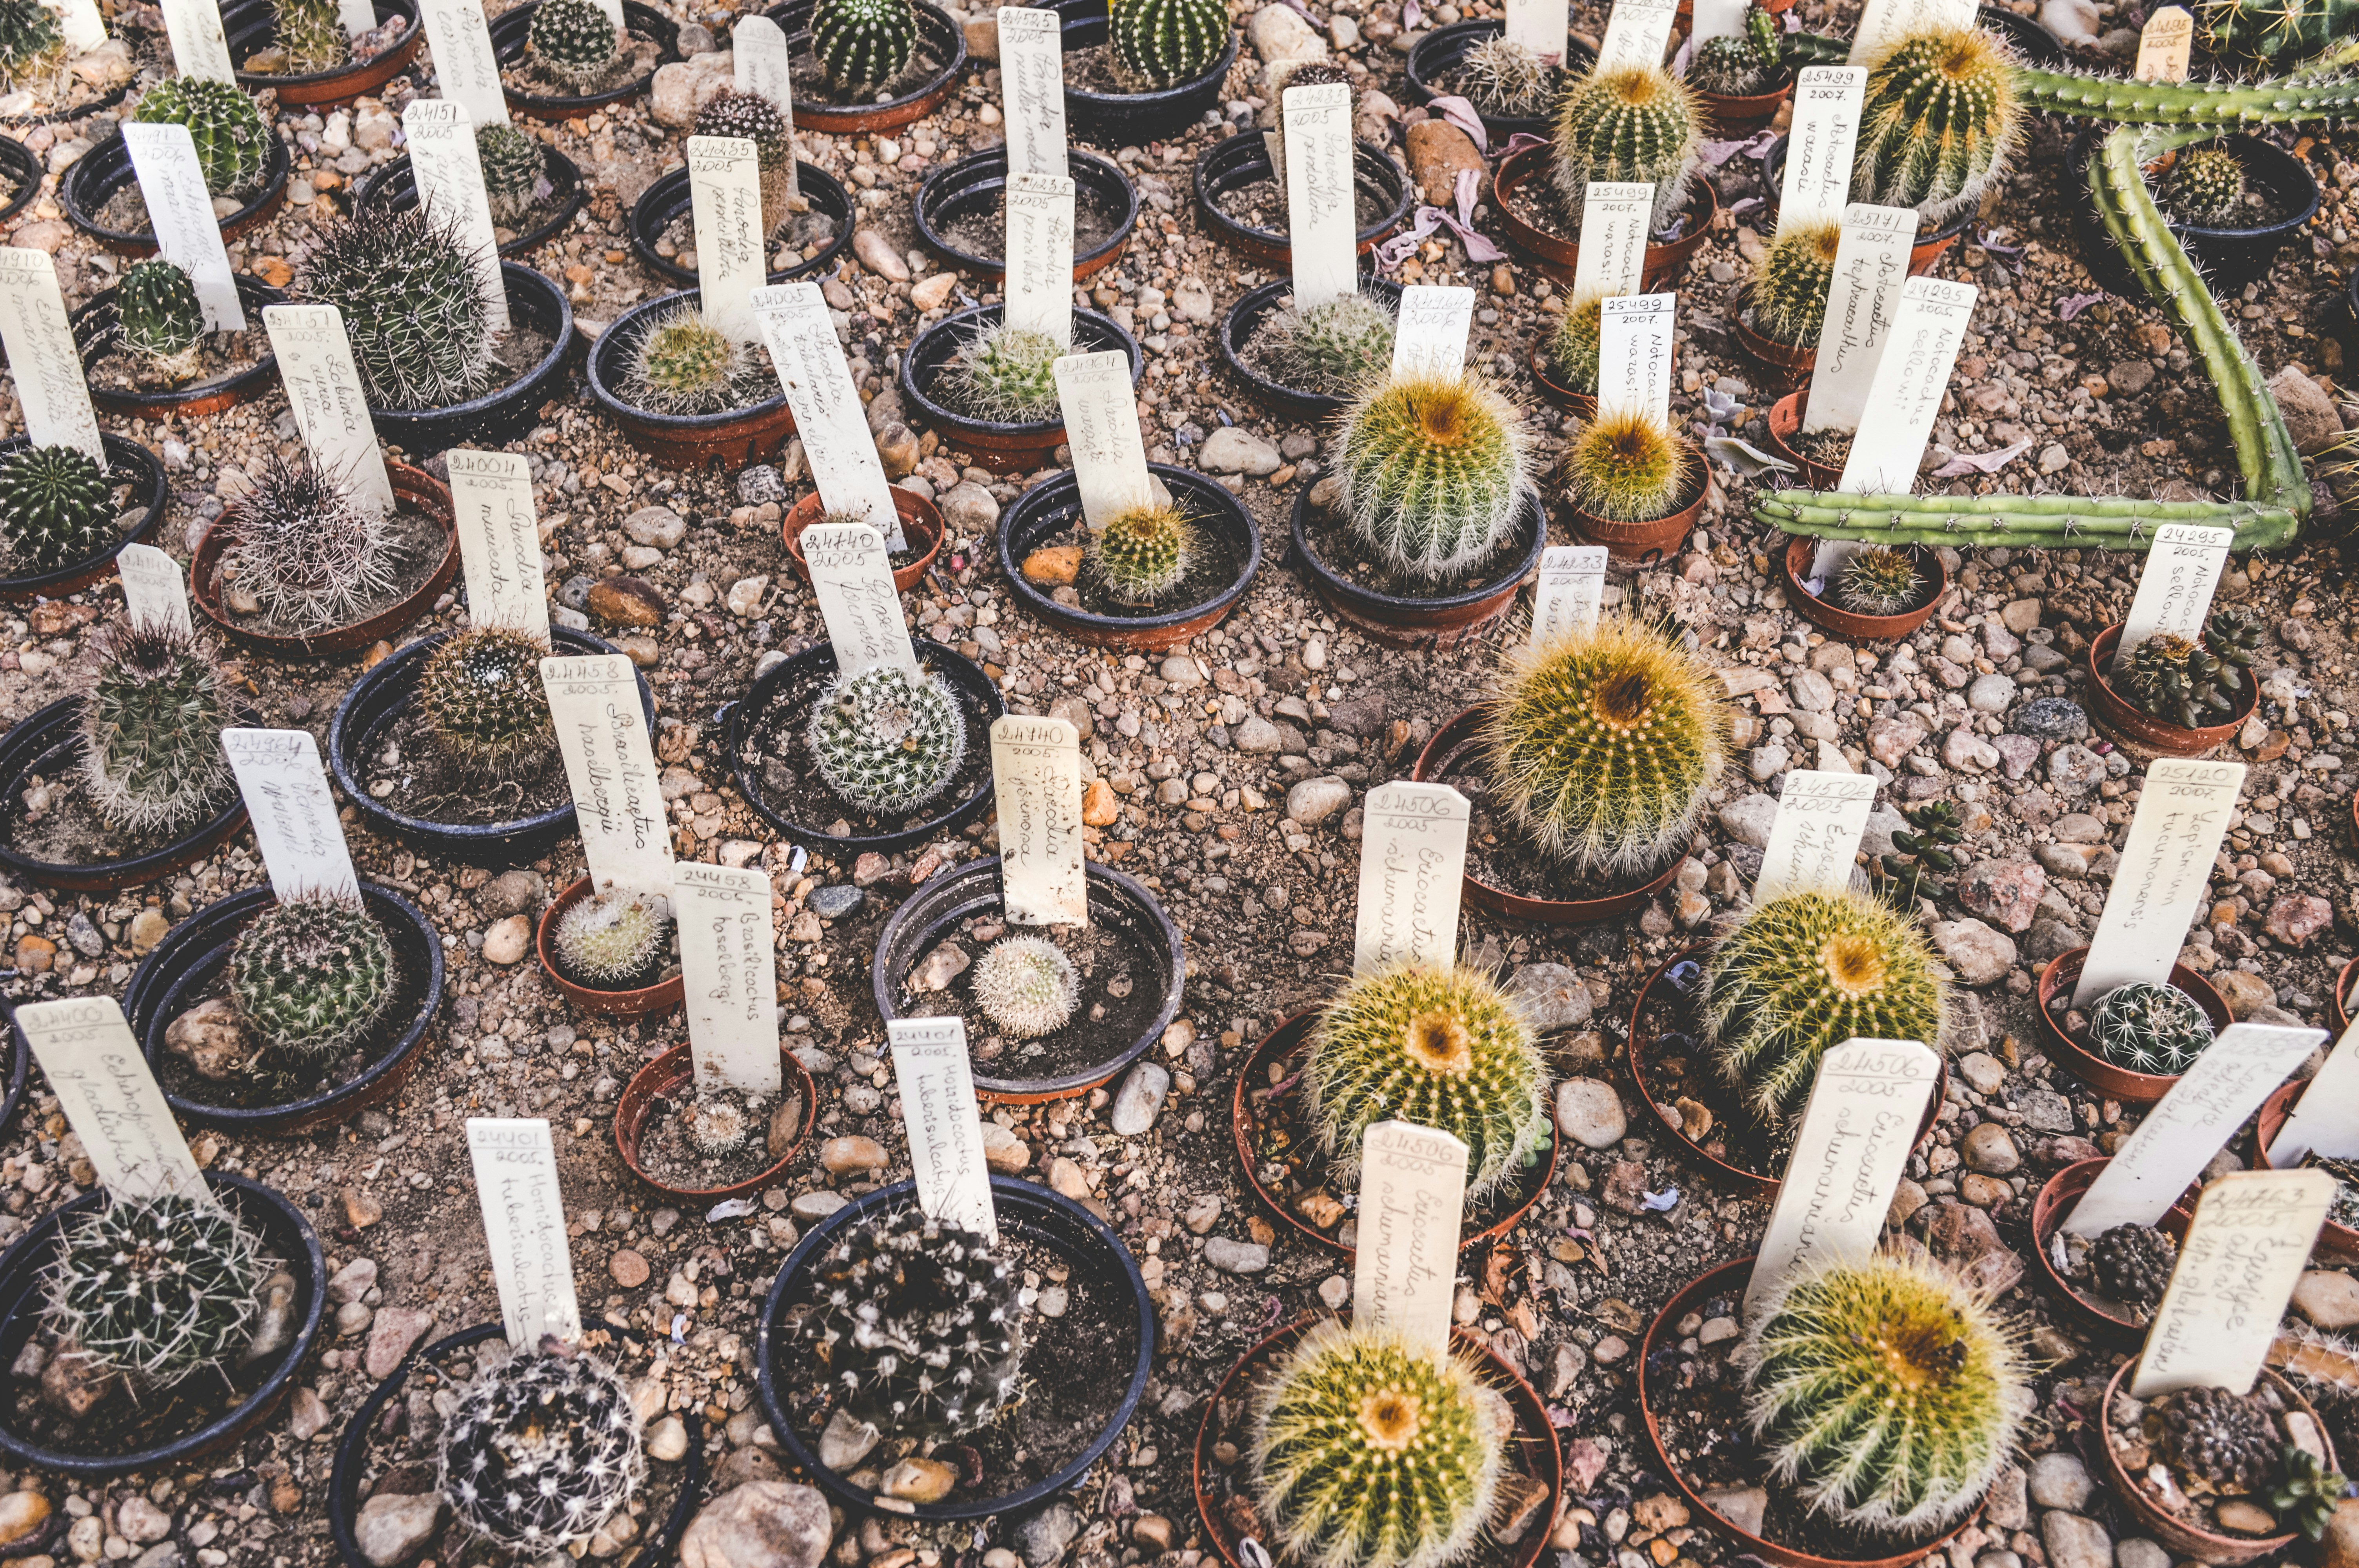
[889, 1017, 998, 1243]
[120, 123, 244, 333]
[2267, 1018, 2359, 1168]
[1849, 0, 1976, 63]
[18, 997, 210, 1204]
[1835, 276, 1978, 494]
[1690, 0, 1748, 41]
[2135, 4, 2194, 80]
[1530, 544, 1608, 649]
[672, 862, 785, 1096]
[2072, 758, 2246, 1006]
[417, 0, 509, 126]
[998, 5, 1066, 177]
[750, 283, 904, 546]
[1053, 350, 1154, 528]
[989, 714, 1087, 926]
[1504, 0, 1567, 60]
[1005, 171, 1075, 346]
[2063, 1024, 2326, 1236]
[1351, 1121, 1468, 1353]
[539, 653, 672, 895]
[2133, 1169, 2335, 1398]
[1595, 0, 1678, 68]
[445, 448, 549, 639]
[465, 1119, 583, 1347]
[403, 100, 510, 334]
[733, 13, 796, 196]
[1387, 285, 1474, 380]
[331, 0, 374, 35]
[1596, 291, 1675, 425]
[1352, 781, 1470, 974]
[1780, 67, 1866, 227]
[1744, 1038, 1941, 1317]
[1753, 769, 1877, 904]
[261, 303, 395, 514]
[220, 728, 362, 901]
[2110, 523, 2235, 676]
[115, 543, 194, 636]
[54, 0, 105, 54]
[161, 0, 236, 81]
[1282, 81, 1358, 312]
[687, 134, 765, 343]
[801, 521, 921, 679]
[0, 248, 103, 465]
[1570, 181, 1653, 303]
[1800, 202, 1918, 436]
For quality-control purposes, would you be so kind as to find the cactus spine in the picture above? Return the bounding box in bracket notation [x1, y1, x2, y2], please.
[0, 443, 115, 574]
[1089, 502, 1197, 605]
[1337, 373, 1532, 582]
[2197, 0, 2359, 64]
[2088, 981, 2215, 1074]
[230, 893, 397, 1055]
[1852, 29, 2023, 221]
[0, 0, 64, 88]
[132, 79, 274, 198]
[627, 303, 765, 416]
[222, 452, 402, 632]
[476, 123, 553, 226]
[1108, 0, 1229, 90]
[809, 0, 920, 94]
[300, 208, 502, 409]
[1754, 219, 1841, 347]
[47, 1192, 266, 1388]
[273, 0, 351, 73]
[440, 1343, 645, 1555]
[1263, 292, 1396, 396]
[527, 0, 620, 89]
[807, 665, 968, 814]
[947, 323, 1063, 421]
[1458, 34, 1558, 118]
[117, 259, 208, 383]
[79, 620, 234, 836]
[695, 89, 797, 234]
[1565, 409, 1692, 522]
[1835, 544, 1924, 614]
[1551, 64, 1703, 221]
[419, 626, 555, 777]
[553, 891, 672, 989]
[2163, 143, 2247, 225]
[972, 934, 1081, 1038]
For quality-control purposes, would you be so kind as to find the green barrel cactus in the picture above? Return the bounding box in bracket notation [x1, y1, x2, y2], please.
[972, 935, 1080, 1038]
[807, 665, 968, 814]
[1551, 64, 1704, 220]
[627, 303, 763, 416]
[1109, 0, 1229, 90]
[419, 626, 555, 778]
[809, 0, 919, 94]
[2088, 981, 2215, 1074]
[1690, 33, 1773, 96]
[1089, 502, 1197, 605]
[133, 78, 274, 198]
[2163, 144, 2246, 226]
[2197, 0, 2359, 65]
[1263, 293, 1396, 398]
[1565, 409, 1692, 522]
[528, 0, 620, 88]
[230, 893, 398, 1055]
[1549, 289, 1603, 393]
[0, 443, 115, 575]
[273, 0, 351, 72]
[477, 123, 553, 226]
[117, 259, 207, 383]
[1754, 219, 1841, 347]
[47, 1192, 266, 1388]
[1853, 28, 2023, 221]
[79, 619, 234, 836]
[947, 323, 1062, 422]
[299, 208, 501, 409]
[0, 0, 63, 87]
[1835, 544, 1924, 614]
[1337, 372, 1531, 582]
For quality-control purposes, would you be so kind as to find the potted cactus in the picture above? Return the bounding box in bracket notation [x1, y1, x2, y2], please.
[362, 123, 592, 259]
[2085, 609, 2263, 757]
[900, 304, 1142, 474]
[2030, 1160, 2192, 1338]
[535, 881, 684, 1015]
[1220, 280, 1406, 417]
[0, 432, 168, 603]
[630, 93, 856, 289]
[1407, 24, 1588, 139]
[0, 0, 128, 122]
[65, 79, 293, 255]
[1843, 26, 2020, 272]
[1734, 218, 1839, 391]
[914, 146, 1138, 284]
[1779, 539, 1952, 640]
[1037, 0, 1239, 140]
[2035, 946, 2232, 1104]
[585, 290, 796, 468]
[1686, 8, 1794, 136]
[488, 0, 682, 118]
[762, 0, 968, 132]
[222, 0, 424, 107]
[72, 258, 287, 419]
[2098, 1367, 2346, 1564]
[1561, 406, 1709, 561]
[2070, 131, 2319, 295]
[1495, 62, 1719, 285]
[1194, 65, 1414, 271]
[996, 463, 1262, 649]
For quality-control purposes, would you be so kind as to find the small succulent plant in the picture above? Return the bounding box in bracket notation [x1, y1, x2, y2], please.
[0, 443, 116, 575]
[553, 891, 672, 989]
[684, 1096, 753, 1155]
[79, 619, 234, 836]
[696, 88, 798, 235]
[1551, 63, 1704, 222]
[1458, 34, 1559, 119]
[2272, 1443, 2351, 1539]
[1874, 799, 1961, 909]
[1754, 219, 1841, 348]
[1689, 33, 1773, 96]
[1089, 502, 1197, 605]
[1565, 409, 1692, 522]
[133, 78, 273, 198]
[419, 626, 554, 778]
[1337, 372, 1532, 582]
[2163, 144, 2247, 227]
[230, 893, 397, 1055]
[946, 323, 1063, 423]
[300, 208, 502, 410]
[809, 0, 919, 95]
[0, 0, 64, 88]
[2207, 603, 2264, 680]
[1549, 289, 1603, 394]
[2088, 1221, 2176, 1310]
[2145, 1384, 2282, 1496]
[972, 934, 1080, 1038]
[1834, 544, 1925, 615]
[440, 1341, 645, 1555]
[1108, 0, 1228, 90]
[627, 303, 767, 417]
[1853, 28, 2022, 221]
[221, 452, 403, 633]
[272, 0, 351, 73]
[1262, 292, 1396, 397]
[477, 123, 554, 227]
[807, 665, 967, 815]
[2088, 981, 2214, 1075]
[2121, 626, 2246, 730]
[47, 1191, 266, 1388]
[116, 258, 207, 383]
[527, 0, 620, 89]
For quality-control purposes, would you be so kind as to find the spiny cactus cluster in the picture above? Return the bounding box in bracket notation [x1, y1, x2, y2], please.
[1089, 501, 1198, 605]
[2164, 144, 2248, 227]
[46, 1192, 267, 1388]
[972, 933, 1081, 1038]
[1566, 409, 1692, 522]
[2196, 0, 2359, 65]
[0, 0, 64, 89]
[273, 0, 351, 73]
[230, 893, 397, 1055]
[419, 626, 555, 778]
[222, 452, 402, 632]
[809, 0, 919, 95]
[1263, 293, 1396, 397]
[1549, 289, 1603, 394]
[1338, 373, 1532, 582]
[696, 88, 797, 234]
[947, 323, 1063, 423]
[1307, 961, 1549, 1199]
[553, 890, 672, 989]
[2088, 980, 2215, 1074]
[2146, 1384, 2283, 1496]
[1551, 64, 1703, 222]
[1250, 1322, 1503, 1568]
[1743, 1253, 2028, 1532]
[440, 1343, 645, 1555]
[477, 123, 554, 227]
[117, 259, 207, 383]
[799, 1204, 1026, 1436]
[1874, 798, 1960, 909]
[627, 303, 767, 416]
[1690, 33, 1774, 96]
[1754, 219, 1841, 347]
[1109, 0, 1228, 91]
[685, 1096, 753, 1155]
[132, 79, 273, 199]
[0, 443, 115, 575]
[1706, 889, 1950, 1125]
[2088, 1221, 2177, 1310]
[527, 0, 620, 89]
[1458, 34, 1558, 119]
[1835, 543, 1926, 615]
[1480, 615, 1726, 873]
[1853, 28, 2023, 221]
[2121, 609, 2256, 729]
[79, 619, 234, 836]
[302, 209, 502, 410]
[808, 665, 968, 814]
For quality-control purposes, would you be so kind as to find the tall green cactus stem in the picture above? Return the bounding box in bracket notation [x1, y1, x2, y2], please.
[809, 0, 919, 94]
[1109, 0, 1229, 90]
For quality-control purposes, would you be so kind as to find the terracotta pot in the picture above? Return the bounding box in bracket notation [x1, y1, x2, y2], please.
[614, 1044, 817, 1200]
[1291, 485, 1547, 650]
[2254, 1078, 2359, 1263]
[1764, 391, 1843, 489]
[1495, 145, 1718, 288]
[71, 273, 285, 420]
[192, 463, 456, 657]
[913, 147, 1137, 282]
[2097, 1360, 2330, 1563]
[2035, 946, 2232, 1107]
[757, 0, 967, 132]
[63, 132, 290, 257]
[0, 433, 165, 605]
[781, 487, 944, 594]
[1736, 311, 1818, 394]
[898, 304, 1140, 474]
[535, 875, 684, 1018]
[1192, 134, 1414, 269]
[1529, 345, 1596, 416]
[995, 464, 1260, 652]
[1696, 70, 1793, 139]
[1781, 535, 1949, 641]
[1566, 439, 1708, 565]
[1218, 276, 1404, 419]
[487, 0, 682, 120]
[224, 0, 423, 106]
[585, 287, 794, 469]
[2029, 1158, 2196, 1345]
[1230, 1014, 1559, 1254]
[2085, 622, 2259, 758]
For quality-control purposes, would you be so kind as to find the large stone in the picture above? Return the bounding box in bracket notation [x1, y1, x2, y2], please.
[1918, 1200, 2025, 1296]
[648, 55, 732, 126]
[623, 505, 685, 548]
[2015, 697, 2089, 740]
[1017, 1503, 1082, 1567]
[0, 1493, 48, 1550]
[1286, 775, 1351, 826]
[2324, 1496, 2359, 1568]
[1962, 1122, 2020, 1175]
[1956, 860, 2046, 933]
[940, 481, 999, 534]
[1199, 425, 1281, 476]
[1867, 715, 1928, 768]
[2294, 1270, 2359, 1330]
[1554, 1079, 1626, 1151]
[1204, 1236, 1270, 1274]
[2266, 893, 2334, 947]
[355, 1494, 447, 1568]
[2271, 365, 2344, 454]
[1931, 918, 2017, 984]
[1716, 793, 1779, 849]
[2048, 744, 2107, 792]
[587, 575, 664, 628]
[1247, 3, 1325, 61]
[164, 997, 255, 1080]
[1109, 1061, 1170, 1136]
[679, 1482, 832, 1568]
[1505, 963, 1591, 1031]
[851, 227, 911, 281]
[1967, 673, 2017, 713]
[364, 1307, 435, 1379]
[1404, 118, 1484, 205]
[2027, 1452, 2093, 1511]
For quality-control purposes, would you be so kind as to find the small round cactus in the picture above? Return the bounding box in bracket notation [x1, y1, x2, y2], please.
[696, 88, 797, 234]
[79, 619, 234, 836]
[229, 893, 398, 1055]
[1753, 219, 1841, 347]
[1689, 32, 1773, 96]
[132, 79, 273, 198]
[419, 626, 555, 778]
[222, 452, 401, 632]
[1337, 373, 1532, 583]
[1108, 0, 1229, 90]
[553, 891, 673, 989]
[527, 0, 620, 89]
[1548, 289, 1603, 393]
[1551, 64, 1704, 221]
[440, 1345, 645, 1556]
[2123, 630, 2240, 729]
[300, 208, 502, 410]
[1307, 961, 1550, 1199]
[0, 0, 65, 89]
[1250, 1322, 1504, 1568]
[685, 1096, 753, 1155]
[2088, 982, 2215, 1075]
[1834, 544, 1925, 615]
[1743, 1253, 2029, 1532]
[946, 324, 1063, 423]
[476, 123, 553, 227]
[0, 443, 116, 575]
[2144, 1384, 2282, 1496]
[627, 303, 765, 417]
[807, 665, 968, 815]
[2165, 145, 2247, 226]
[972, 934, 1080, 1038]
[1854, 28, 2022, 221]
[809, 0, 919, 95]
[1089, 502, 1197, 605]
[273, 0, 351, 73]
[117, 259, 207, 383]
[1565, 410, 1691, 523]
[1458, 34, 1559, 119]
[1263, 292, 1396, 397]
[2089, 1222, 2177, 1309]
[46, 1192, 266, 1388]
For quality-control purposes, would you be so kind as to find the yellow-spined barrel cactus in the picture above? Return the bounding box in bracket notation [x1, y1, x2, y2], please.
[79, 619, 234, 836]
[133, 78, 273, 198]
[1089, 501, 1197, 605]
[1743, 1253, 2028, 1532]
[947, 324, 1063, 422]
[419, 626, 555, 778]
[1853, 28, 2022, 222]
[972, 934, 1080, 1038]
[46, 1192, 265, 1388]
[1478, 616, 1727, 873]
[1307, 962, 1549, 1198]
[1705, 890, 1949, 1124]
[1250, 1321, 1504, 1568]
[553, 890, 672, 989]
[1337, 373, 1532, 582]
[1550, 64, 1703, 221]
[1754, 219, 1841, 347]
[299, 209, 502, 410]
[1565, 409, 1692, 522]
[807, 666, 968, 814]
[117, 259, 207, 383]
[0, 443, 116, 575]
[230, 892, 398, 1055]
[440, 1344, 645, 1556]
[809, 0, 919, 94]
[1109, 0, 1229, 90]
[477, 123, 554, 227]
[2162, 143, 2246, 227]
[1548, 289, 1603, 393]
[527, 0, 620, 89]
[222, 452, 401, 632]
[1264, 293, 1396, 398]
[696, 88, 797, 234]
[627, 303, 764, 416]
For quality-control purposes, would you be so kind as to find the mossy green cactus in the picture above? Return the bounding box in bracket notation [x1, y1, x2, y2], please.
[1089, 502, 1197, 605]
[230, 893, 398, 1055]
[972, 934, 1080, 1038]
[477, 123, 553, 227]
[440, 1347, 645, 1556]
[947, 323, 1062, 422]
[1566, 409, 1692, 523]
[79, 619, 234, 836]
[809, 0, 919, 95]
[1835, 544, 1925, 615]
[527, 0, 620, 89]
[1549, 289, 1603, 393]
[696, 89, 796, 234]
[133, 78, 273, 198]
[1479, 615, 1727, 872]
[2088, 981, 2215, 1074]
[1458, 34, 1559, 119]
[117, 259, 207, 383]
[1743, 1253, 2029, 1532]
[0, 0, 64, 88]
[47, 1192, 265, 1388]
[1754, 219, 1841, 347]
[1108, 0, 1228, 90]
[1705, 890, 1950, 1124]
[1550, 64, 1704, 222]
[300, 207, 501, 410]
[1337, 373, 1531, 582]
[222, 453, 401, 633]
[1307, 961, 1549, 1199]
[0, 443, 115, 575]
[1690, 33, 1773, 96]
[1264, 292, 1396, 396]
[553, 890, 672, 989]
[2163, 144, 2247, 226]
[273, 0, 351, 73]
[1853, 28, 2023, 221]
[808, 665, 967, 815]
[419, 626, 555, 778]
[1250, 1322, 1504, 1568]
[627, 303, 766, 416]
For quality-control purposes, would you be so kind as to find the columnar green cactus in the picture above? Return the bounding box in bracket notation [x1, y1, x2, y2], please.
[440, 1345, 645, 1556]
[809, 0, 919, 95]
[1690, 33, 1773, 96]
[696, 89, 797, 234]
[2164, 144, 2247, 225]
[1089, 502, 1197, 605]
[1550, 64, 1704, 221]
[1853, 29, 2023, 221]
[553, 891, 672, 988]
[117, 259, 207, 383]
[476, 124, 553, 227]
[627, 303, 763, 416]
[1264, 293, 1396, 397]
[1337, 373, 1532, 582]
[1744, 1253, 2029, 1532]
[222, 453, 401, 632]
[947, 324, 1063, 422]
[1836, 544, 1925, 614]
[1549, 289, 1603, 393]
[0, 0, 64, 88]
[1307, 961, 1549, 1198]
[1108, 0, 1229, 90]
[46, 1192, 266, 1388]
[972, 934, 1080, 1038]
[1565, 409, 1692, 522]
[527, 0, 620, 89]
[2088, 982, 2215, 1074]
[419, 626, 555, 778]
[2197, 0, 2359, 65]
[79, 620, 234, 836]
[0, 443, 115, 574]
[808, 666, 968, 814]
[300, 209, 501, 410]
[132, 79, 273, 198]
[273, 0, 351, 73]
[1458, 34, 1558, 119]
[1754, 219, 1841, 347]
[1250, 1322, 1504, 1568]
[230, 893, 398, 1055]
[1479, 616, 1727, 872]
[1705, 890, 1950, 1124]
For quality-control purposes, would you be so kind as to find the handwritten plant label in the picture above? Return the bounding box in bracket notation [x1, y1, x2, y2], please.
[687, 134, 765, 343]
[55, 0, 105, 53]
[1283, 81, 1358, 312]
[1690, 0, 1748, 40]
[2111, 524, 2235, 676]
[115, 543, 193, 637]
[998, 5, 1067, 176]
[673, 862, 784, 1096]
[1849, 0, 1977, 63]
[418, 0, 509, 125]
[262, 303, 395, 513]
[1571, 181, 1653, 304]
[1005, 171, 1075, 345]
[1596, 0, 1678, 68]
[2136, 4, 2194, 80]
[220, 728, 362, 901]
[803, 520, 921, 679]
[889, 1017, 997, 1243]
[1054, 350, 1154, 527]
[1596, 291, 1675, 425]
[1743, 1039, 1940, 1315]
[990, 714, 1087, 926]
[540, 654, 672, 895]
[1352, 781, 1470, 973]
[2072, 758, 2246, 1005]
[1531, 545, 1608, 649]
[2064, 1023, 2326, 1236]
[121, 123, 244, 333]
[1753, 769, 1877, 904]
[1780, 67, 1866, 227]
[445, 448, 548, 639]
[17, 997, 209, 1204]
[0, 249, 103, 464]
[2132, 1169, 2334, 1397]
[2268, 1019, 2359, 1168]
[1801, 202, 1918, 436]
[404, 101, 510, 333]
[751, 283, 904, 547]
[733, 13, 797, 195]
[161, 0, 236, 81]
[1388, 285, 1474, 380]
[1504, 0, 1568, 59]
[465, 1119, 582, 1347]
[1835, 276, 1978, 494]
[1351, 1121, 1468, 1352]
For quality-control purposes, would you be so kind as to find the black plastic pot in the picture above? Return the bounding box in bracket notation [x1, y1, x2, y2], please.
[1292, 483, 1548, 648]
[2069, 129, 2318, 295]
[1218, 276, 1403, 417]
[72, 272, 286, 419]
[586, 286, 794, 469]
[224, 0, 425, 105]
[0, 433, 167, 604]
[1194, 134, 1414, 268]
[489, 0, 681, 119]
[358, 143, 587, 257]
[757, 1177, 1152, 1516]
[899, 304, 1140, 474]
[0, 696, 249, 895]
[872, 857, 1186, 1100]
[0, 1172, 324, 1479]
[1040, 0, 1239, 141]
[626, 160, 854, 289]
[996, 463, 1261, 650]
[368, 262, 574, 454]
[759, 0, 968, 131]
[62, 131, 292, 257]
[329, 626, 653, 866]
[723, 637, 1005, 856]
[1978, 5, 2062, 61]
[0, 135, 39, 227]
[1404, 19, 1594, 140]
[0, 1005, 37, 1139]
[914, 147, 1139, 281]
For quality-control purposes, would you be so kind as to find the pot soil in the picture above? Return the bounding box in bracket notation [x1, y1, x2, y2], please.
[0, 1172, 323, 1479]
[1037, 0, 1239, 141]
[587, 287, 794, 469]
[2098, 1361, 2332, 1564]
[757, 1176, 1153, 1519]
[781, 486, 944, 595]
[0, 696, 248, 894]
[1764, 392, 1844, 489]
[758, 0, 967, 132]
[489, 0, 680, 119]
[615, 1042, 817, 1199]
[1781, 536, 1949, 641]
[1404, 20, 1594, 140]
[916, 147, 1138, 281]
[369, 263, 574, 454]
[72, 273, 285, 419]
[2036, 945, 2232, 1106]
[64, 132, 291, 256]
[1193, 134, 1414, 268]
[0, 432, 166, 604]
[2085, 622, 2259, 759]
[360, 144, 589, 258]
[535, 875, 685, 1018]
[2029, 1158, 2196, 1345]
[1290, 485, 1546, 650]
[224, 0, 423, 105]
[996, 464, 1260, 651]
[2253, 1079, 2359, 1263]
[1219, 277, 1405, 419]
[899, 304, 1140, 474]
[1494, 145, 1717, 287]
[626, 161, 853, 288]
[1565, 439, 1708, 564]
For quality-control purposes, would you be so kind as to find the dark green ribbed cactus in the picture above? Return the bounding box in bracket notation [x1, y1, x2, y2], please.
[230, 893, 397, 1055]
[1853, 28, 2023, 221]
[1549, 290, 1602, 393]
[696, 88, 796, 234]
[1551, 64, 1703, 221]
[441, 1347, 645, 1556]
[0, 443, 114, 575]
[117, 259, 207, 383]
[809, 0, 919, 95]
[0, 0, 65, 88]
[947, 323, 1062, 421]
[1263, 294, 1395, 397]
[79, 620, 234, 836]
[1338, 373, 1532, 581]
[1089, 502, 1197, 605]
[2163, 144, 2247, 225]
[299, 207, 501, 409]
[627, 303, 766, 416]
[527, 0, 620, 88]
[46, 1192, 266, 1388]
[419, 626, 554, 777]
[1459, 34, 1559, 118]
[2198, 0, 2359, 65]
[477, 124, 552, 227]
[808, 665, 967, 813]
[273, 0, 351, 73]
[132, 79, 273, 198]
[1691, 33, 1774, 96]
[1754, 219, 1840, 347]
[1109, 0, 1229, 90]
[2088, 981, 2214, 1074]
[553, 891, 672, 988]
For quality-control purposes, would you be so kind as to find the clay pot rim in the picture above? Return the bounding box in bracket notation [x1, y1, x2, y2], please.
[360, 143, 591, 259]
[1763, 392, 1843, 494]
[1528, 345, 1596, 414]
[2335, 953, 2356, 1033]
[994, 463, 1263, 648]
[2095, 1359, 2328, 1563]
[912, 145, 1140, 279]
[0, 431, 166, 604]
[2028, 1156, 2196, 1344]
[62, 131, 291, 256]
[488, 0, 684, 119]
[754, 0, 969, 132]
[1733, 302, 1818, 385]
[1565, 436, 1709, 562]
[2084, 621, 2259, 756]
[1217, 276, 1406, 419]
[1779, 535, 1951, 641]
[70, 272, 286, 419]
[623, 159, 855, 287]
[1494, 145, 1720, 279]
[613, 1042, 820, 1200]
[2034, 944, 2232, 1107]
[534, 874, 687, 1018]
[781, 486, 946, 595]
[2253, 1078, 2359, 1261]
